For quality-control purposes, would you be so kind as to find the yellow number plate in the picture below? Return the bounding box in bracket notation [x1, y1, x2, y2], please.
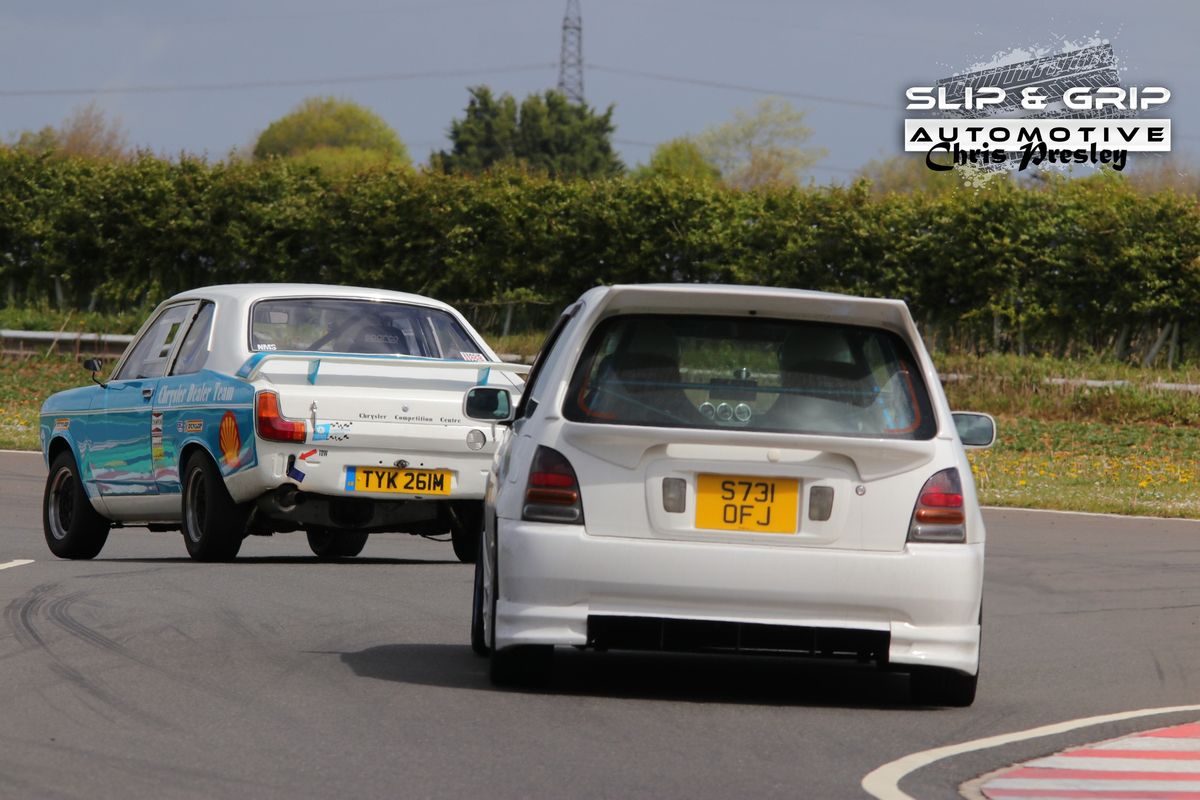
[695, 474, 799, 534]
[347, 467, 452, 495]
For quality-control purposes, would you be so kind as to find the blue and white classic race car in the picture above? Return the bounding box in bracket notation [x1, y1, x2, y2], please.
[40, 284, 526, 562]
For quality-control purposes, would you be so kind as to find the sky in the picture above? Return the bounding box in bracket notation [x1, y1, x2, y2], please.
[1, 0, 1196, 179]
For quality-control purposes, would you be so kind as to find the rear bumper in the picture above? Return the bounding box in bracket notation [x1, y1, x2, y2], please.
[226, 441, 493, 504]
[495, 520, 983, 674]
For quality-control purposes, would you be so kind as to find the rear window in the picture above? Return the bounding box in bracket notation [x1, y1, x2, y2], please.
[249, 298, 486, 359]
[563, 314, 936, 439]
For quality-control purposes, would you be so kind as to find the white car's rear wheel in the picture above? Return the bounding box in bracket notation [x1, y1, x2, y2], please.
[909, 666, 978, 707]
[490, 644, 554, 687]
[181, 451, 246, 562]
[306, 528, 368, 560]
[470, 543, 489, 656]
[487, 524, 553, 685]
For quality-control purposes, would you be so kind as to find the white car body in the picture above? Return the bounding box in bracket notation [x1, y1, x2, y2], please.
[41, 283, 525, 562]
[476, 284, 989, 703]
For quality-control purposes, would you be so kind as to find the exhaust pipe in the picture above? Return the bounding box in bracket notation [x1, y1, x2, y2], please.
[276, 486, 300, 513]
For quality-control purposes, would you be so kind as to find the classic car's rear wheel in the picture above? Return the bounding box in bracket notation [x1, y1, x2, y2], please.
[448, 501, 483, 564]
[43, 451, 110, 560]
[181, 451, 247, 562]
[306, 528, 368, 560]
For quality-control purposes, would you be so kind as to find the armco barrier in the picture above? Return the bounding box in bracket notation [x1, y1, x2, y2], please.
[0, 329, 133, 359]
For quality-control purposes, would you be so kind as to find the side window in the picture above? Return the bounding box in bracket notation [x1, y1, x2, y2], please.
[114, 303, 197, 380]
[514, 303, 579, 420]
[428, 313, 483, 359]
[171, 302, 215, 375]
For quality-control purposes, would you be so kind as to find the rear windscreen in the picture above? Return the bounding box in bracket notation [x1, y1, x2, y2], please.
[563, 314, 936, 439]
[248, 298, 485, 359]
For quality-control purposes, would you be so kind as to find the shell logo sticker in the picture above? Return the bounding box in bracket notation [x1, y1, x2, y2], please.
[219, 411, 241, 468]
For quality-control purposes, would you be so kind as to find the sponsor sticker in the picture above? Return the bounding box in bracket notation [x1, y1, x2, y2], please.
[312, 421, 351, 442]
[53, 418, 70, 431]
[151, 412, 165, 461]
[219, 411, 241, 468]
[460, 352, 486, 362]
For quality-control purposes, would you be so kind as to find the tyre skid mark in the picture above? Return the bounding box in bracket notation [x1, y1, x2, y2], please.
[10, 581, 317, 728]
[3, 582, 170, 728]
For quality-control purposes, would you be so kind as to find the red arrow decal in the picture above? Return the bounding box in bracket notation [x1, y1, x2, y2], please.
[299, 449, 318, 460]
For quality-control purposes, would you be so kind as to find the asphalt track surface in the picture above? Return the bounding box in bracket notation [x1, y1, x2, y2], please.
[4, 449, 1200, 799]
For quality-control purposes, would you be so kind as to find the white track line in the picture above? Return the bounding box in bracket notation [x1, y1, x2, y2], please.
[861, 704, 1200, 800]
[983, 505, 1200, 525]
[0, 559, 34, 571]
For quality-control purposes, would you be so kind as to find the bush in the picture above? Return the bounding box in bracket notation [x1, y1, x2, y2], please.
[1, 150, 1198, 357]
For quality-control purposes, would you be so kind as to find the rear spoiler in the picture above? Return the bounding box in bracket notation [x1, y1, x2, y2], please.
[236, 351, 530, 385]
[561, 422, 936, 481]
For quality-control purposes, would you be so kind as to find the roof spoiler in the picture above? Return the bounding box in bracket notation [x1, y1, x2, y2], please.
[236, 351, 530, 385]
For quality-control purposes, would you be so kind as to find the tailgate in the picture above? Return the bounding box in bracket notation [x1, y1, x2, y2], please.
[561, 422, 938, 552]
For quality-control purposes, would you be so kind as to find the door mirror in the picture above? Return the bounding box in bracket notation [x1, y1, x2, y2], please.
[83, 358, 106, 387]
[464, 387, 515, 423]
[952, 412, 996, 449]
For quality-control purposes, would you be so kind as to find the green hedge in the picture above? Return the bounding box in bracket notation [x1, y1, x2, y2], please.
[2, 150, 1199, 358]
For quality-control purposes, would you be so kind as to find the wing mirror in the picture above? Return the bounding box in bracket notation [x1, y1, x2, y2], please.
[83, 358, 107, 388]
[952, 412, 996, 449]
[463, 386, 515, 423]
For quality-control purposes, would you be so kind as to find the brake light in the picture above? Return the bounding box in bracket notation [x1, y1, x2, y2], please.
[255, 391, 307, 443]
[522, 446, 584, 524]
[907, 468, 966, 543]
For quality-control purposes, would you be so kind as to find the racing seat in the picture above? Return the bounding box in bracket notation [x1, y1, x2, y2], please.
[767, 330, 874, 432]
[600, 321, 700, 424]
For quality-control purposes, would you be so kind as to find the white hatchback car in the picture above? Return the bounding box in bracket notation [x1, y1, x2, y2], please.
[471, 284, 994, 706]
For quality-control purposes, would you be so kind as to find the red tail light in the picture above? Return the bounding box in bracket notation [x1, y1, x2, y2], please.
[523, 446, 584, 524]
[907, 468, 966, 543]
[255, 391, 307, 443]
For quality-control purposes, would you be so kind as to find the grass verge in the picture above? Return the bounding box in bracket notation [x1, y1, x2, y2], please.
[968, 418, 1200, 518]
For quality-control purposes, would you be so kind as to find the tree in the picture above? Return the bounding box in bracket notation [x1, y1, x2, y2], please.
[435, 86, 623, 179]
[632, 137, 720, 183]
[13, 102, 130, 160]
[253, 97, 410, 167]
[696, 98, 824, 189]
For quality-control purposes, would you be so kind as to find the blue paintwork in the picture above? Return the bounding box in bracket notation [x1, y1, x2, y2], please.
[41, 369, 257, 506]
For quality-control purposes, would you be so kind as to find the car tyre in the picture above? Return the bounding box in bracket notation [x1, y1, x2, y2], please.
[306, 528, 368, 560]
[490, 644, 554, 688]
[181, 451, 247, 562]
[43, 451, 110, 560]
[448, 501, 483, 564]
[470, 547, 489, 656]
[909, 666, 978, 707]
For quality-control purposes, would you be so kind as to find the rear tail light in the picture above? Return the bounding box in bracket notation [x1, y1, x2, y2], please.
[907, 468, 966, 543]
[255, 391, 307, 443]
[522, 446, 584, 524]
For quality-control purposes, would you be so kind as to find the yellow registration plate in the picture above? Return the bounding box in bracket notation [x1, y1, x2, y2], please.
[695, 474, 799, 534]
[347, 467, 452, 495]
